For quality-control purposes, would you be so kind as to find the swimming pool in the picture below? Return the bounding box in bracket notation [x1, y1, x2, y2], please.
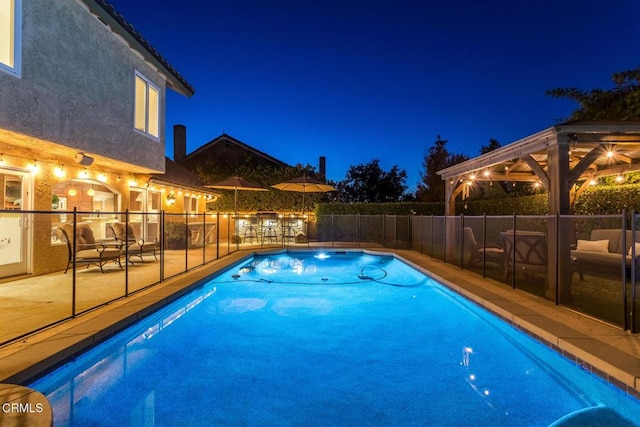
[30, 251, 640, 425]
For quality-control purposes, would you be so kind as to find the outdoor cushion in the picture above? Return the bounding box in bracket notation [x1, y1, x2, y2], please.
[576, 239, 609, 253]
[628, 242, 640, 256]
[589, 229, 622, 254]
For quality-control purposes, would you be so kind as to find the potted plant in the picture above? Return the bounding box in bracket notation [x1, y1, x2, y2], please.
[164, 222, 189, 250]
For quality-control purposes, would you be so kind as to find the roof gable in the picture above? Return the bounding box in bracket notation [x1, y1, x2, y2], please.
[81, 0, 194, 97]
[184, 133, 290, 168]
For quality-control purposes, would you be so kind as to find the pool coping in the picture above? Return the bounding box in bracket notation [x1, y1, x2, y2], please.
[1, 247, 639, 401]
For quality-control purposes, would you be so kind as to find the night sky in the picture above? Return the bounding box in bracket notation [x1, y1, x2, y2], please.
[107, 0, 640, 190]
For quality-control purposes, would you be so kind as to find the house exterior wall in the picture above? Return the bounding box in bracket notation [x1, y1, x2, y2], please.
[0, 0, 166, 172]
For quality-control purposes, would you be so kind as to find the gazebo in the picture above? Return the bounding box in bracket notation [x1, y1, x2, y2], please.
[437, 120, 640, 299]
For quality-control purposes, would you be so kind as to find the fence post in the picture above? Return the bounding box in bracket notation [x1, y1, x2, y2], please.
[511, 213, 516, 289]
[555, 212, 560, 305]
[160, 210, 165, 282]
[202, 211, 206, 265]
[631, 210, 637, 333]
[185, 213, 189, 273]
[125, 209, 130, 296]
[72, 207, 77, 317]
[216, 212, 220, 259]
[460, 213, 465, 270]
[622, 210, 629, 331]
[481, 214, 487, 278]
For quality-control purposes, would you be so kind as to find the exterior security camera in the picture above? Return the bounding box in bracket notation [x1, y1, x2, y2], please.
[74, 152, 94, 166]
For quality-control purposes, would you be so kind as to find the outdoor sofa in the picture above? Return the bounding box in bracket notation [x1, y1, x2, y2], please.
[571, 229, 640, 271]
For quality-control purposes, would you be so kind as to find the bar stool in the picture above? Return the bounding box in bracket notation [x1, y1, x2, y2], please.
[243, 224, 259, 243]
[263, 226, 278, 243]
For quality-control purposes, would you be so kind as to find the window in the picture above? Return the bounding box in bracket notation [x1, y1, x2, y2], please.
[184, 195, 198, 214]
[0, 0, 21, 77]
[134, 71, 160, 138]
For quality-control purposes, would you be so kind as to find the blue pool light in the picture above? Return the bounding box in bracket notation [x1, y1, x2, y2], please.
[314, 252, 330, 259]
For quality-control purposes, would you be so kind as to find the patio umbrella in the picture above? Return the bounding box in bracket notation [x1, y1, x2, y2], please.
[205, 176, 267, 214]
[205, 176, 267, 244]
[271, 175, 336, 216]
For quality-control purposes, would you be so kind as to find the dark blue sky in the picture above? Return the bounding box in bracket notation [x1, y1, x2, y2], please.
[108, 0, 640, 190]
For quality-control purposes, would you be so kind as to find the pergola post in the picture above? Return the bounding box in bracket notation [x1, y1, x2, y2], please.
[546, 133, 572, 302]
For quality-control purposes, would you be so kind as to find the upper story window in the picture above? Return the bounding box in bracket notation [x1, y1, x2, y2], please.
[0, 0, 21, 77]
[134, 71, 160, 139]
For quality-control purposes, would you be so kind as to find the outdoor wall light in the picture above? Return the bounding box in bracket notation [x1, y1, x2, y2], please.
[74, 152, 94, 166]
[68, 188, 77, 197]
[166, 192, 176, 205]
[97, 173, 107, 183]
[79, 169, 89, 179]
[87, 187, 95, 197]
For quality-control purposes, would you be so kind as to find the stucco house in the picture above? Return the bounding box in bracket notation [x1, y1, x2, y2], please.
[0, 0, 216, 278]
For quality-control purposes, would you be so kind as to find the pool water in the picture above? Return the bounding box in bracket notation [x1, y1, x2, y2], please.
[30, 251, 640, 426]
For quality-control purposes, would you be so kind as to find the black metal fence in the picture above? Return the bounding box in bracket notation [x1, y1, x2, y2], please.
[0, 209, 637, 346]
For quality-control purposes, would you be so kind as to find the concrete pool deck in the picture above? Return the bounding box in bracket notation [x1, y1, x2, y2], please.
[1, 247, 639, 402]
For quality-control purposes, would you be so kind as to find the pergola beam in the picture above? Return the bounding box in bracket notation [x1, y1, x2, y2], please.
[521, 155, 549, 190]
[568, 146, 605, 187]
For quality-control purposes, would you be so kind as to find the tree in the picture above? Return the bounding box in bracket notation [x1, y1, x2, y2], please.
[337, 159, 409, 203]
[547, 66, 640, 120]
[480, 138, 501, 155]
[416, 136, 469, 202]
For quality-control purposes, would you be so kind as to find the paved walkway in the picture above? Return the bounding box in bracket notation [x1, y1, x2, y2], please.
[0, 247, 639, 402]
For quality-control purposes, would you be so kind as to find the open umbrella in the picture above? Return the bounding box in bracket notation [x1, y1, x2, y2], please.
[206, 176, 267, 245]
[271, 175, 336, 216]
[205, 176, 267, 214]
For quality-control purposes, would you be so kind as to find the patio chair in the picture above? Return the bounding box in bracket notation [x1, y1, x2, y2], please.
[60, 223, 123, 273]
[463, 227, 504, 266]
[500, 230, 547, 281]
[108, 222, 158, 263]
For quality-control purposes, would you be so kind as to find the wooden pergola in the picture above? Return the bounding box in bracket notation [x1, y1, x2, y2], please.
[437, 120, 640, 299]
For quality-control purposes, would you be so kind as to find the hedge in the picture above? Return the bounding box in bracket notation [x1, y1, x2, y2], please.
[315, 185, 640, 217]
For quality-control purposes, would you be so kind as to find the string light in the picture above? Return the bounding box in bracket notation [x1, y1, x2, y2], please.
[53, 166, 65, 178]
[28, 160, 38, 173]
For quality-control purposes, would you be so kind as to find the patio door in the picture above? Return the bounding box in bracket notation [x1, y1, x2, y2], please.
[129, 187, 160, 241]
[0, 169, 31, 278]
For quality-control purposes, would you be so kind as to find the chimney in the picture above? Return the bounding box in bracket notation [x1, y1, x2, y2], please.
[319, 156, 326, 181]
[174, 124, 186, 161]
